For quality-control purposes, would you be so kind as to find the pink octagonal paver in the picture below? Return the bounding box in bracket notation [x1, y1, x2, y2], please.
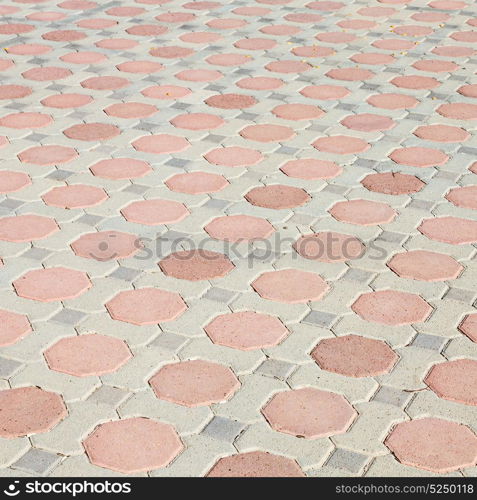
[0, 214, 59, 242]
[89, 158, 151, 180]
[313, 135, 370, 154]
[207, 451, 305, 477]
[170, 112, 225, 130]
[413, 124, 469, 143]
[0, 171, 31, 193]
[204, 311, 289, 350]
[245, 185, 310, 209]
[83, 418, 183, 473]
[280, 158, 342, 180]
[13, 267, 91, 302]
[159, 250, 234, 281]
[341, 113, 395, 132]
[329, 199, 396, 226]
[18, 145, 77, 165]
[389, 147, 448, 168]
[240, 124, 295, 143]
[104, 102, 158, 119]
[0, 309, 31, 347]
[44, 334, 132, 377]
[63, 123, 120, 141]
[165, 172, 228, 194]
[205, 215, 274, 241]
[262, 387, 357, 438]
[106, 288, 187, 325]
[361, 172, 425, 195]
[132, 134, 190, 154]
[205, 93, 257, 109]
[252, 269, 329, 303]
[0, 386, 67, 438]
[425, 359, 477, 406]
[42, 185, 108, 209]
[385, 418, 477, 473]
[204, 146, 263, 167]
[149, 359, 240, 407]
[71, 231, 141, 261]
[459, 314, 477, 343]
[446, 186, 477, 210]
[418, 216, 477, 244]
[311, 334, 398, 377]
[121, 199, 189, 225]
[387, 250, 463, 281]
[352, 290, 432, 325]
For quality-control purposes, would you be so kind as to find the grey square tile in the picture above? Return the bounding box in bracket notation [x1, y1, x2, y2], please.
[110, 266, 142, 281]
[22, 247, 52, 261]
[376, 231, 406, 244]
[166, 158, 189, 168]
[433, 170, 459, 180]
[288, 213, 316, 226]
[122, 184, 149, 194]
[26, 133, 48, 142]
[459, 146, 477, 156]
[0, 357, 22, 378]
[275, 146, 298, 155]
[201, 417, 246, 443]
[237, 112, 259, 121]
[88, 386, 130, 407]
[407, 199, 435, 211]
[204, 134, 226, 143]
[372, 386, 412, 408]
[170, 102, 191, 110]
[255, 359, 296, 380]
[353, 159, 378, 169]
[47, 170, 74, 181]
[204, 199, 230, 210]
[151, 332, 188, 351]
[326, 449, 369, 474]
[51, 309, 87, 326]
[446, 288, 476, 303]
[202, 287, 238, 304]
[135, 121, 160, 132]
[303, 311, 337, 328]
[77, 214, 103, 226]
[411, 333, 447, 351]
[343, 268, 374, 283]
[0, 199, 24, 210]
[13, 449, 61, 475]
[322, 184, 349, 195]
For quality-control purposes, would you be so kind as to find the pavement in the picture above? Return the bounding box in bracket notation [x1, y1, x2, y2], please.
[0, 0, 476, 478]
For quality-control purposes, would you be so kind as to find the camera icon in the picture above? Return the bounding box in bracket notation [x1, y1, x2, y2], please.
[88, 234, 119, 261]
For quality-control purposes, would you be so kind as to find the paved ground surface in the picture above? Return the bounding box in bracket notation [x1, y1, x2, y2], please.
[0, 0, 477, 478]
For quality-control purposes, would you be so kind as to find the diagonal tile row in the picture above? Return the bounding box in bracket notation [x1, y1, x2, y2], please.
[0, 0, 476, 478]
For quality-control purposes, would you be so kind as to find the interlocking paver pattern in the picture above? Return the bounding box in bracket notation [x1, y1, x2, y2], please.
[0, 0, 477, 478]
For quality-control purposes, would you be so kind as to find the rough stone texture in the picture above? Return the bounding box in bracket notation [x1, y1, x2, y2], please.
[0, 0, 476, 478]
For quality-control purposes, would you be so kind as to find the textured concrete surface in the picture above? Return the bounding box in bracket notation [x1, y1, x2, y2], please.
[0, 0, 476, 478]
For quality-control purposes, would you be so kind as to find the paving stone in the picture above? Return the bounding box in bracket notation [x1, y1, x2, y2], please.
[12, 449, 61, 476]
[202, 287, 238, 304]
[302, 311, 338, 329]
[255, 359, 296, 381]
[51, 309, 87, 326]
[326, 449, 370, 474]
[0, 357, 22, 379]
[87, 386, 130, 407]
[0, 0, 475, 479]
[201, 416, 246, 443]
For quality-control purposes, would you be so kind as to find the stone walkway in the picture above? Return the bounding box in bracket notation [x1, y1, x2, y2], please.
[0, 0, 476, 478]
